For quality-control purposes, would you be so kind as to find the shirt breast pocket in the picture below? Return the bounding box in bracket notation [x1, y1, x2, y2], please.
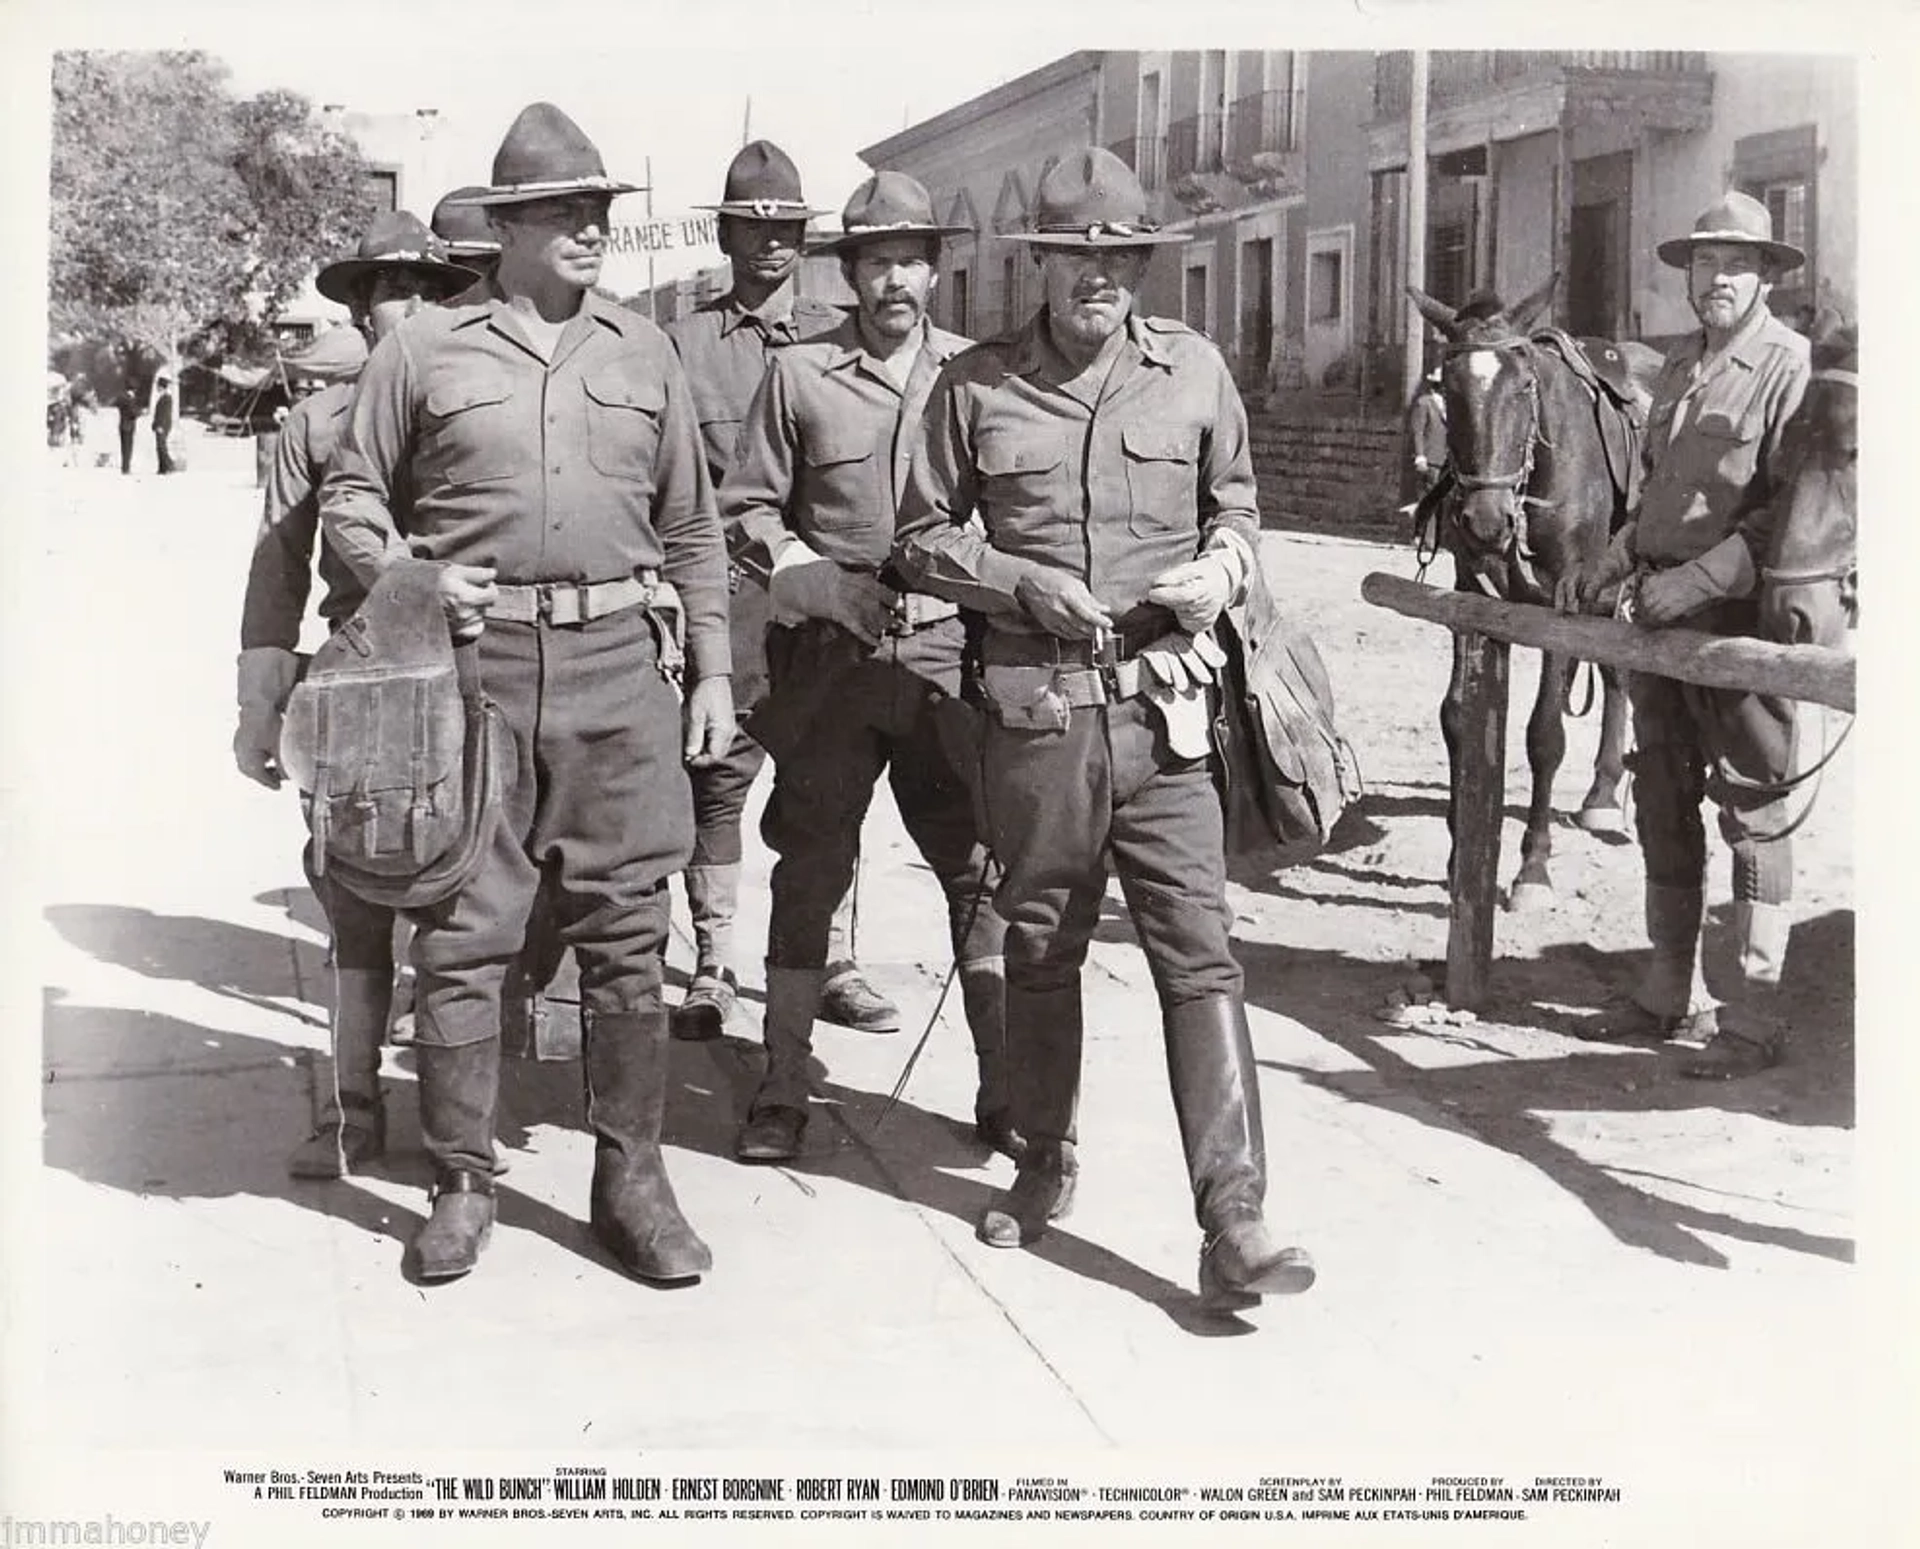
[977, 433, 1070, 540]
[1691, 407, 1762, 490]
[800, 434, 878, 531]
[582, 370, 666, 482]
[420, 376, 517, 487]
[1121, 425, 1200, 536]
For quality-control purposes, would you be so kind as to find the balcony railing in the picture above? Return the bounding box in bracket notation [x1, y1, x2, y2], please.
[1373, 50, 1708, 119]
[1227, 89, 1299, 162]
[1106, 133, 1167, 192]
[1167, 111, 1227, 180]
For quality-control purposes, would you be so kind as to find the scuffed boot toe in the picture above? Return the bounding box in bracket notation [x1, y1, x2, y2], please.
[978, 1161, 1076, 1249]
[735, 1104, 807, 1163]
[1199, 1219, 1316, 1313]
[414, 1173, 495, 1281]
[591, 1165, 713, 1284]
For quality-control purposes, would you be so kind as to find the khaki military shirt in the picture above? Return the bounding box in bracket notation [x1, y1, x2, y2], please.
[321, 283, 731, 681]
[894, 309, 1261, 638]
[1635, 305, 1810, 567]
[241, 383, 367, 650]
[665, 289, 846, 487]
[722, 314, 971, 574]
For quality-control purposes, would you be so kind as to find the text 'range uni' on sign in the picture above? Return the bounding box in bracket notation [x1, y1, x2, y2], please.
[607, 214, 719, 255]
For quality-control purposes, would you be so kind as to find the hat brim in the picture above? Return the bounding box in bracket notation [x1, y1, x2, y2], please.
[1001, 228, 1192, 248]
[695, 201, 830, 221]
[1656, 233, 1806, 272]
[452, 176, 641, 207]
[316, 257, 482, 306]
[809, 223, 970, 255]
[441, 240, 502, 259]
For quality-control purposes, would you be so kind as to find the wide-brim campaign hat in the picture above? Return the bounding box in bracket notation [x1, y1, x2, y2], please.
[449, 102, 640, 207]
[317, 211, 480, 305]
[694, 139, 829, 220]
[430, 186, 504, 259]
[810, 171, 969, 254]
[1656, 190, 1805, 272]
[283, 324, 370, 384]
[1002, 147, 1190, 248]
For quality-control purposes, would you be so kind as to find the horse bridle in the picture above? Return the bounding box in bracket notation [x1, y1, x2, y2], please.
[1443, 337, 1557, 548]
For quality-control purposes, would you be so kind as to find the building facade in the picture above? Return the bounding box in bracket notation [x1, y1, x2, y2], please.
[1364, 51, 1856, 378]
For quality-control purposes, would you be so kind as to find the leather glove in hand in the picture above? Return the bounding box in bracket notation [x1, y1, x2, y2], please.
[768, 554, 895, 646]
[234, 647, 302, 789]
[1634, 534, 1756, 627]
[1145, 551, 1239, 633]
[1554, 528, 1637, 615]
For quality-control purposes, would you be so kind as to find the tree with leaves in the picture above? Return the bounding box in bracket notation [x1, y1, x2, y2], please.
[49, 50, 377, 370]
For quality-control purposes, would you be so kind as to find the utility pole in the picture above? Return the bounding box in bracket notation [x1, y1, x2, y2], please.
[1403, 49, 1430, 409]
[645, 154, 656, 324]
[742, 96, 752, 148]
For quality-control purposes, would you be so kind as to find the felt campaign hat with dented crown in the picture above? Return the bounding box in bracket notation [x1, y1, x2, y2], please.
[1655, 189, 1806, 272]
[811, 171, 969, 254]
[430, 186, 504, 259]
[315, 210, 479, 306]
[1002, 146, 1190, 248]
[448, 102, 641, 208]
[694, 139, 829, 221]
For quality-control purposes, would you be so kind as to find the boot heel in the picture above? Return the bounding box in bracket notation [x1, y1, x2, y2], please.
[1196, 1249, 1262, 1315]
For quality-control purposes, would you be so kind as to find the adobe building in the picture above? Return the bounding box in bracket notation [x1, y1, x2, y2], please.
[1365, 51, 1856, 375]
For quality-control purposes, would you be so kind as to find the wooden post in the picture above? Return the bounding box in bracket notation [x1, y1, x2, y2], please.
[1446, 632, 1509, 1010]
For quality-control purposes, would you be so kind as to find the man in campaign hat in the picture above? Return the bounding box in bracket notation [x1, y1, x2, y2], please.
[431, 185, 503, 286]
[323, 103, 735, 1284]
[1559, 190, 1813, 1077]
[895, 147, 1315, 1315]
[719, 171, 1014, 1163]
[664, 140, 900, 1043]
[235, 209, 478, 1178]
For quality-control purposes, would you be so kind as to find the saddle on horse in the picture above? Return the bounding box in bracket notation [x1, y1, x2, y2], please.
[1534, 328, 1651, 516]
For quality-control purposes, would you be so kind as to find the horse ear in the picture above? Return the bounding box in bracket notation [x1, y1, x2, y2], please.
[1406, 284, 1459, 336]
[1510, 271, 1560, 332]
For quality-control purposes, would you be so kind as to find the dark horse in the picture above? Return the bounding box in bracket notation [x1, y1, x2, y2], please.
[1408, 276, 1660, 906]
[1762, 306, 1856, 652]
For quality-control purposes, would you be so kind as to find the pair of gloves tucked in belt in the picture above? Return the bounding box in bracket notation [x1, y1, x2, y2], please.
[1554, 526, 1757, 626]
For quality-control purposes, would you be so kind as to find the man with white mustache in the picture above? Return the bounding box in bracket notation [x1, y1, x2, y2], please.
[718, 172, 1015, 1165]
[1558, 190, 1813, 1078]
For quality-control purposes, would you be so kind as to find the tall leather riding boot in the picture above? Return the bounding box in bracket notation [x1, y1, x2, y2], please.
[584, 1008, 712, 1282]
[734, 967, 824, 1162]
[958, 955, 1022, 1160]
[672, 864, 740, 1041]
[1684, 902, 1792, 1080]
[413, 1037, 501, 1281]
[1636, 882, 1715, 1028]
[289, 967, 391, 1179]
[1164, 996, 1316, 1311]
[978, 981, 1082, 1248]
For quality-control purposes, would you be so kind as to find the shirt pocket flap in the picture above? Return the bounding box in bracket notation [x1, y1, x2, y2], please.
[425, 379, 512, 419]
[1122, 426, 1199, 463]
[1693, 407, 1759, 443]
[583, 373, 666, 414]
[977, 435, 1065, 477]
[807, 436, 875, 468]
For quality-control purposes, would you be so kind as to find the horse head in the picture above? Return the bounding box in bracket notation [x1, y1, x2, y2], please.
[1408, 274, 1559, 553]
[1762, 306, 1857, 647]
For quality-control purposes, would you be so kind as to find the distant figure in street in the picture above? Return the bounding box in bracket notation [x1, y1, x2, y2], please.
[115, 384, 140, 474]
[152, 373, 177, 474]
[1403, 363, 1447, 505]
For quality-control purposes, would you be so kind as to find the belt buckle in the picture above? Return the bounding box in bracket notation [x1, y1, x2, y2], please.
[884, 589, 914, 637]
[1094, 627, 1122, 692]
[536, 581, 591, 624]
